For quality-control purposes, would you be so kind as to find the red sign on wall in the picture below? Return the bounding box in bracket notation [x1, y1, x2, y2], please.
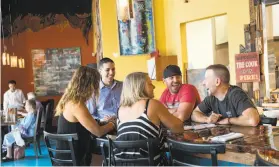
[235, 52, 260, 83]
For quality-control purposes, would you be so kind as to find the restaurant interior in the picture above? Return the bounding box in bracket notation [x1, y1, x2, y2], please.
[1, 0, 279, 166]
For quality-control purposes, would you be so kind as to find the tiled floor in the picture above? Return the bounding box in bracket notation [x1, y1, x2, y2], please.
[1, 142, 52, 166]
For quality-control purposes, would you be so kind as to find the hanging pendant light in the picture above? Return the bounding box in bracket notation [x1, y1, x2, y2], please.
[2, 46, 8, 65]
[18, 58, 25, 68]
[10, 53, 18, 67]
[22, 58, 25, 68]
[2, 52, 7, 65]
[18, 58, 22, 68]
[7, 53, 10, 65]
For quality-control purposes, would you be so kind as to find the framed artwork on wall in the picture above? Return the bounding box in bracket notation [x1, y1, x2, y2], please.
[116, 0, 156, 55]
[31, 47, 81, 96]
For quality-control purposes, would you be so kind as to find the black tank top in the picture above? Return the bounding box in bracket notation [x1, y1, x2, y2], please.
[55, 114, 91, 166]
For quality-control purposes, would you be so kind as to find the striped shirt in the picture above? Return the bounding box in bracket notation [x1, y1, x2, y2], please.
[116, 99, 167, 166]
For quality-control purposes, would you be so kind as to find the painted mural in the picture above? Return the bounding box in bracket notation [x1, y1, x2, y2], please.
[31, 47, 81, 96]
[117, 0, 155, 55]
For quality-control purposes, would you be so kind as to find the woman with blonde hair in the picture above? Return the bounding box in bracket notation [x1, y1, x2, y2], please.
[55, 66, 115, 166]
[116, 72, 183, 166]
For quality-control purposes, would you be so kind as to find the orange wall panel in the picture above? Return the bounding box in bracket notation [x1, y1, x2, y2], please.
[1, 25, 94, 108]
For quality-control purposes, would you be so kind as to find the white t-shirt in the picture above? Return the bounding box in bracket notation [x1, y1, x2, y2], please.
[3, 89, 26, 110]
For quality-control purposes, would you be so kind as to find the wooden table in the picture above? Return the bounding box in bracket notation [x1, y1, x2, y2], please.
[167, 125, 279, 165]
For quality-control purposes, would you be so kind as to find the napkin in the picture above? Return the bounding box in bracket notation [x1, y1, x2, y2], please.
[211, 132, 244, 143]
[184, 124, 216, 130]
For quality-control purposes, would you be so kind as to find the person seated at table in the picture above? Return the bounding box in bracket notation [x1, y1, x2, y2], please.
[191, 64, 260, 126]
[27, 92, 44, 125]
[86, 58, 123, 122]
[160, 65, 201, 123]
[55, 66, 116, 166]
[2, 99, 37, 162]
[27, 92, 43, 114]
[116, 72, 183, 166]
[3, 80, 26, 111]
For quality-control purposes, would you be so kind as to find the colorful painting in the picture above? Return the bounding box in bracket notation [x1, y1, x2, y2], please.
[31, 47, 81, 96]
[117, 0, 155, 55]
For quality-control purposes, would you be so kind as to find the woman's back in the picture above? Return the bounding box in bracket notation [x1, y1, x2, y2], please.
[55, 114, 91, 166]
[116, 99, 166, 165]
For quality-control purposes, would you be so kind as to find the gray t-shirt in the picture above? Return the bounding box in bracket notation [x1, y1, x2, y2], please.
[198, 86, 256, 118]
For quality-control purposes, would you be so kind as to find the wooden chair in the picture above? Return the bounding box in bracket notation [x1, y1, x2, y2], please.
[23, 106, 43, 157]
[41, 99, 55, 132]
[43, 131, 78, 166]
[167, 138, 226, 166]
[97, 137, 161, 166]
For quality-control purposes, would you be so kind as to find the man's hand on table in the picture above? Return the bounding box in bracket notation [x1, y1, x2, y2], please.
[206, 113, 222, 124]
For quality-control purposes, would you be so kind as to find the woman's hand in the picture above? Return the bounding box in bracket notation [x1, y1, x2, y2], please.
[103, 115, 116, 122]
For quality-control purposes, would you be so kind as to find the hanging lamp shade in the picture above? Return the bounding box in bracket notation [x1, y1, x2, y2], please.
[2, 52, 7, 65]
[18, 58, 22, 68]
[7, 53, 10, 65]
[10, 54, 18, 67]
[18, 58, 25, 68]
[22, 58, 25, 68]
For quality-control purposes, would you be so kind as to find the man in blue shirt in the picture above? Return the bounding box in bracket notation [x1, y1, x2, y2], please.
[86, 58, 123, 122]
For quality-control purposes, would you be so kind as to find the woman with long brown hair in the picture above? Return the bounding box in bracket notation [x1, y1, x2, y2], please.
[55, 66, 115, 166]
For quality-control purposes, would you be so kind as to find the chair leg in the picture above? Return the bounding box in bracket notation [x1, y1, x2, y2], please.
[33, 142, 38, 158]
[211, 151, 218, 166]
[37, 140, 42, 155]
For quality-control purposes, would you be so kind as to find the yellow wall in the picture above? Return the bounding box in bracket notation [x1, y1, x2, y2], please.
[99, 0, 166, 99]
[99, 0, 250, 99]
[164, 0, 250, 84]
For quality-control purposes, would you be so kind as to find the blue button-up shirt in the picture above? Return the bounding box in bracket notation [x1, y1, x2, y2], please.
[86, 80, 123, 120]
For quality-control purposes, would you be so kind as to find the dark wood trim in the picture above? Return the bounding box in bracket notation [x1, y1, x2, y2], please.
[274, 36, 279, 41]
[265, 0, 279, 6]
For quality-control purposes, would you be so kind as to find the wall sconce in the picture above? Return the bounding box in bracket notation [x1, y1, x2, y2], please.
[10, 54, 18, 68]
[117, 0, 134, 22]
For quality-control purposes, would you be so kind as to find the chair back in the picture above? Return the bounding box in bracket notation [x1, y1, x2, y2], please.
[97, 137, 160, 166]
[43, 131, 78, 166]
[260, 116, 277, 126]
[96, 138, 110, 166]
[41, 99, 54, 132]
[167, 138, 226, 166]
[255, 151, 277, 166]
[34, 106, 43, 140]
[43, 103, 51, 131]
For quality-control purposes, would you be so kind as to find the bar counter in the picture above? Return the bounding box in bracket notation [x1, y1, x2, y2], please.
[167, 125, 279, 165]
